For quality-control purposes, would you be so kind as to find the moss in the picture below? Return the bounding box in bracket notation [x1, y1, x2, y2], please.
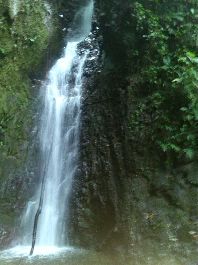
[0, 0, 51, 160]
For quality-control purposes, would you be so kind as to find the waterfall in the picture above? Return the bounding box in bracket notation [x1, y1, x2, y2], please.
[20, 0, 94, 249]
[9, 0, 20, 18]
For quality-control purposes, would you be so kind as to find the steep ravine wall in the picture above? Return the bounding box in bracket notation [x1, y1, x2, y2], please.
[73, 1, 198, 264]
[0, 1, 197, 264]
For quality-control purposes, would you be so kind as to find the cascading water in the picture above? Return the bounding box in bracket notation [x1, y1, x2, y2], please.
[9, 0, 20, 17]
[19, 0, 94, 252]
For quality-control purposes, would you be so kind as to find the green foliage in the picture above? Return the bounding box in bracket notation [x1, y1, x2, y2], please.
[126, 0, 198, 162]
[0, 0, 50, 157]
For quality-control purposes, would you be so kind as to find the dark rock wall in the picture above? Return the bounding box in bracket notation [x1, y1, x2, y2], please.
[72, 1, 198, 263]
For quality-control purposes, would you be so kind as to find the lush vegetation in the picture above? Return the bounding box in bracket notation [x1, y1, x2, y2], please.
[124, 0, 198, 164]
[0, 0, 50, 160]
[93, 3, 198, 256]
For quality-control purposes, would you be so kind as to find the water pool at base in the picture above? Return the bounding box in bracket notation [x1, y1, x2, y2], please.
[0, 246, 196, 265]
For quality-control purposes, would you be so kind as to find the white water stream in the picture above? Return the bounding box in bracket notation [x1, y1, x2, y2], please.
[9, 0, 20, 17]
[12, 0, 94, 255]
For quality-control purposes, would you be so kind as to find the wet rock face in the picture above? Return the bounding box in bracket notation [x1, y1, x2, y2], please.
[50, 0, 92, 36]
[71, 0, 198, 261]
[71, 5, 132, 249]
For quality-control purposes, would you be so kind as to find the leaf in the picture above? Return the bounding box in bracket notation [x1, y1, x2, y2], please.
[169, 144, 180, 152]
[172, 78, 182, 83]
[180, 107, 187, 112]
[186, 51, 196, 59]
[187, 134, 195, 141]
[190, 9, 195, 15]
[184, 148, 194, 159]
